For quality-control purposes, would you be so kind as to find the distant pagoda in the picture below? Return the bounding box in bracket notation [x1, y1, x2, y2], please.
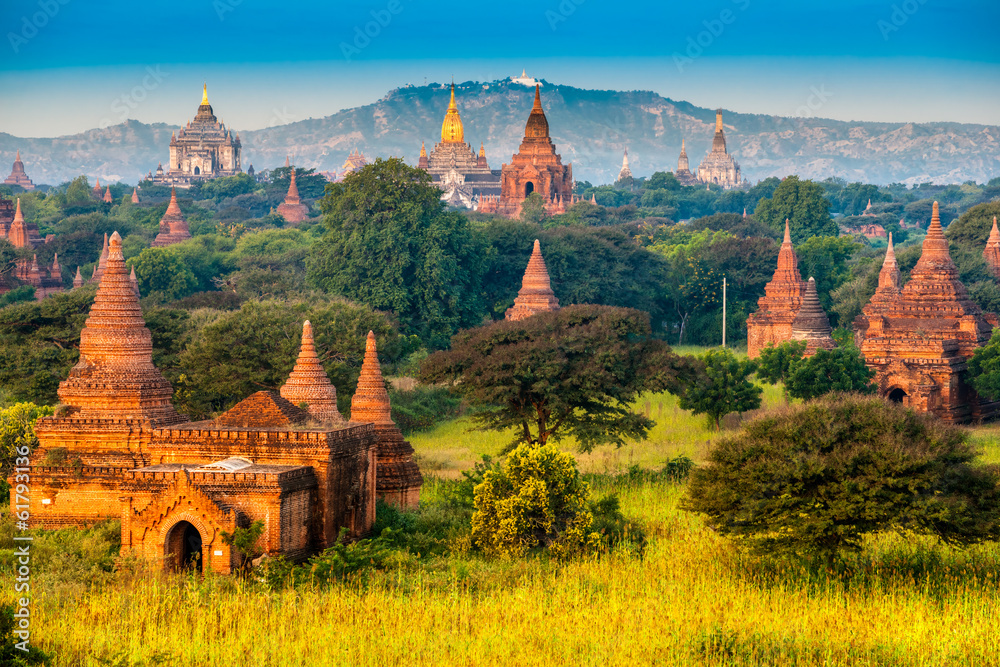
[151, 84, 242, 187]
[697, 110, 744, 189]
[674, 139, 698, 186]
[151, 188, 191, 247]
[505, 239, 560, 321]
[419, 83, 500, 208]
[984, 217, 1000, 279]
[5, 150, 35, 190]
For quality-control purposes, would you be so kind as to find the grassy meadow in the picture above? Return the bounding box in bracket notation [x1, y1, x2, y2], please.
[6, 373, 1000, 666]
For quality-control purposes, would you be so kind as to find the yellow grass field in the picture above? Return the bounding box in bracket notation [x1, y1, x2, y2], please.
[6, 381, 1000, 666]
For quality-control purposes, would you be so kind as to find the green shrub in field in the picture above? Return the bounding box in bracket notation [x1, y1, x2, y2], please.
[785, 345, 874, 400]
[683, 394, 1000, 560]
[388, 385, 462, 435]
[0, 603, 50, 665]
[471, 443, 599, 558]
[306, 527, 399, 584]
[588, 495, 646, 555]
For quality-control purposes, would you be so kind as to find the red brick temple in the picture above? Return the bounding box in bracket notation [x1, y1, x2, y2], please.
[152, 188, 192, 247]
[746, 220, 807, 358]
[276, 167, 309, 224]
[506, 239, 560, 321]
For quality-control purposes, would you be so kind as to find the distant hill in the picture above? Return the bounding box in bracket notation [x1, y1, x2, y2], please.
[2, 78, 998, 187]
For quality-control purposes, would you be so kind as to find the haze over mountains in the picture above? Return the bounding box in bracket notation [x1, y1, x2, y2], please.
[2, 78, 997, 187]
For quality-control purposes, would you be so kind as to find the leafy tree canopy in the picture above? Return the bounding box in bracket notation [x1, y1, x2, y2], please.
[785, 345, 875, 400]
[420, 305, 695, 452]
[754, 176, 837, 243]
[677, 348, 761, 429]
[683, 394, 1000, 560]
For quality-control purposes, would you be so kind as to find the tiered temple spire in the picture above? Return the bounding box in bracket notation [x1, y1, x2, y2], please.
[152, 188, 191, 247]
[73, 267, 84, 289]
[746, 219, 807, 357]
[350, 331, 423, 508]
[276, 167, 309, 224]
[7, 198, 28, 247]
[56, 232, 184, 425]
[505, 239, 561, 321]
[280, 321, 344, 424]
[984, 217, 1000, 278]
[93, 233, 109, 282]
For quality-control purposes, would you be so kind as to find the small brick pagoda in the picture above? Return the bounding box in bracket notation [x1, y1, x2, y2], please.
[746, 220, 807, 358]
[5, 150, 35, 190]
[4, 198, 43, 248]
[984, 217, 1000, 278]
[276, 167, 310, 225]
[481, 85, 573, 218]
[19, 233, 422, 573]
[350, 331, 423, 509]
[789, 276, 835, 356]
[15, 253, 63, 300]
[674, 139, 699, 186]
[151, 188, 192, 247]
[854, 203, 998, 422]
[506, 239, 560, 321]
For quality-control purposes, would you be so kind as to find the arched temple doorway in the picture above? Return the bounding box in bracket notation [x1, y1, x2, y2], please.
[194, 166, 201, 175]
[524, 181, 534, 196]
[887, 388, 907, 404]
[165, 520, 203, 572]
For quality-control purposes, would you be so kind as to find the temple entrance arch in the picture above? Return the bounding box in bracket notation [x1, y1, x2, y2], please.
[525, 181, 534, 196]
[194, 166, 201, 175]
[887, 387, 907, 403]
[165, 520, 203, 572]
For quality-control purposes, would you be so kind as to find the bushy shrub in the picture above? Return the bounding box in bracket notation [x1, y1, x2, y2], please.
[683, 394, 1000, 560]
[588, 495, 646, 555]
[306, 527, 399, 584]
[388, 386, 462, 435]
[471, 443, 599, 558]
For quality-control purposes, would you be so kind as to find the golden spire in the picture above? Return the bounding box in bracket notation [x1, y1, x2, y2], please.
[716, 109, 724, 133]
[479, 142, 485, 158]
[202, 83, 209, 105]
[420, 141, 427, 158]
[440, 83, 465, 143]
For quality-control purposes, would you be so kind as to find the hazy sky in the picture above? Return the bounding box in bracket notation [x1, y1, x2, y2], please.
[1, 0, 998, 136]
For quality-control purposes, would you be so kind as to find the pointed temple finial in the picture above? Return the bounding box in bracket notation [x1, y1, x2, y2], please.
[716, 109, 724, 133]
[680, 138, 686, 153]
[202, 83, 209, 105]
[285, 155, 290, 168]
[533, 83, 542, 111]
[15, 149, 20, 161]
[103, 186, 112, 203]
[350, 331, 393, 424]
[420, 141, 427, 158]
[743, 207, 748, 218]
[131, 187, 139, 203]
[505, 239, 560, 321]
[280, 320, 344, 424]
[129, 265, 140, 297]
[73, 266, 84, 289]
[440, 82, 464, 143]
[783, 218, 791, 244]
[479, 142, 485, 158]
[51, 252, 60, 275]
[984, 217, 1000, 277]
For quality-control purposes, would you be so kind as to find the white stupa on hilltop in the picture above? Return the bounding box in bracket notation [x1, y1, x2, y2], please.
[511, 69, 540, 87]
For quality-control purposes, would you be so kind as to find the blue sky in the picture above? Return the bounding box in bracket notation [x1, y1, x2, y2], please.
[1, 0, 998, 136]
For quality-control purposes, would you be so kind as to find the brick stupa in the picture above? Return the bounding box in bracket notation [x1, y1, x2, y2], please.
[790, 277, 835, 356]
[855, 202, 998, 422]
[103, 187, 113, 203]
[91, 234, 109, 283]
[6, 198, 42, 248]
[350, 331, 422, 508]
[152, 188, 191, 247]
[746, 220, 807, 357]
[5, 150, 35, 190]
[55, 231, 184, 425]
[280, 321, 344, 424]
[276, 167, 309, 225]
[131, 188, 140, 204]
[984, 217, 1000, 278]
[505, 239, 560, 321]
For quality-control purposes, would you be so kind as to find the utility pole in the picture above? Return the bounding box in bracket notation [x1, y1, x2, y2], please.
[722, 276, 727, 348]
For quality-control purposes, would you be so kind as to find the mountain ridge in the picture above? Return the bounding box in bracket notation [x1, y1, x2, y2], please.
[1, 78, 997, 187]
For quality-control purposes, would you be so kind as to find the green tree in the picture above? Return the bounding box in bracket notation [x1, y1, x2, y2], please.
[519, 192, 547, 224]
[420, 305, 694, 452]
[1, 402, 54, 478]
[129, 248, 198, 301]
[471, 442, 599, 558]
[968, 328, 1000, 401]
[785, 346, 875, 400]
[754, 176, 837, 243]
[756, 340, 806, 387]
[683, 394, 1000, 560]
[944, 201, 1000, 249]
[307, 158, 488, 348]
[794, 236, 863, 319]
[200, 173, 257, 202]
[678, 348, 761, 429]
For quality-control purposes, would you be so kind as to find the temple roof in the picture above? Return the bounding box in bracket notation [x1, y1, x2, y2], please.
[350, 331, 393, 424]
[215, 391, 310, 429]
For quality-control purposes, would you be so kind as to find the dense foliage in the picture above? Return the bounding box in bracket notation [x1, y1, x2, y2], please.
[677, 348, 762, 429]
[684, 394, 1000, 559]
